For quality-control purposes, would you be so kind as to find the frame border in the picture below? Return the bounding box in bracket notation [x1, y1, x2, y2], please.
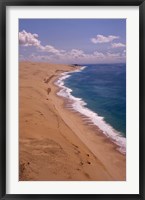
[0, 0, 145, 199]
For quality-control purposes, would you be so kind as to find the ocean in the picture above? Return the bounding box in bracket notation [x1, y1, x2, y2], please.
[55, 63, 126, 154]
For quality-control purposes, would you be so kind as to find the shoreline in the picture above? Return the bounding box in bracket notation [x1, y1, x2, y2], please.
[54, 65, 126, 155]
[19, 62, 126, 181]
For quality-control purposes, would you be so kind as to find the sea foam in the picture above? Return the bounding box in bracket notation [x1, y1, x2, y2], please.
[55, 66, 126, 154]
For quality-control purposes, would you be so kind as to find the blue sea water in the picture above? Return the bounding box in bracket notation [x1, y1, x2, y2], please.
[64, 64, 126, 137]
[55, 63, 126, 153]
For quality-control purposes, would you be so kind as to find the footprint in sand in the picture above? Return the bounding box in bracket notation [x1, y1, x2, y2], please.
[36, 110, 45, 118]
[47, 88, 51, 95]
[44, 75, 55, 84]
[84, 172, 90, 179]
[80, 161, 84, 166]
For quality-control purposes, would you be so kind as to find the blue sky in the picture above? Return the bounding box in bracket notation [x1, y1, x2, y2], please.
[19, 19, 126, 64]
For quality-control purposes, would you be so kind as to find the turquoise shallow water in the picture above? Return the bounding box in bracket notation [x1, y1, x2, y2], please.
[64, 63, 126, 137]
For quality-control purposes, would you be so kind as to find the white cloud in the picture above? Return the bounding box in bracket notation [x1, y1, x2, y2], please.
[39, 45, 61, 54]
[27, 50, 125, 64]
[68, 49, 85, 58]
[19, 31, 125, 64]
[19, 30, 41, 47]
[122, 50, 126, 58]
[111, 43, 126, 48]
[19, 30, 65, 55]
[93, 51, 105, 58]
[107, 52, 120, 57]
[30, 54, 51, 61]
[91, 34, 119, 44]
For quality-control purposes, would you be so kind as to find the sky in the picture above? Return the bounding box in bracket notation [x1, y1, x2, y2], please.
[19, 19, 126, 64]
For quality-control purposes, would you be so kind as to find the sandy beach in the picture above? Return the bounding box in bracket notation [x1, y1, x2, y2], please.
[19, 62, 126, 181]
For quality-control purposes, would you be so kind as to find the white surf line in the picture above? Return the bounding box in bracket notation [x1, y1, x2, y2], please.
[55, 66, 126, 154]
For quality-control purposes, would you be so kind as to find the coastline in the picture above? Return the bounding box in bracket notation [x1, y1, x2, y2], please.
[54, 65, 126, 154]
[19, 62, 126, 181]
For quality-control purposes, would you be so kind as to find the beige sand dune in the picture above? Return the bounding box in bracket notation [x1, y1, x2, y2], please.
[19, 62, 126, 181]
